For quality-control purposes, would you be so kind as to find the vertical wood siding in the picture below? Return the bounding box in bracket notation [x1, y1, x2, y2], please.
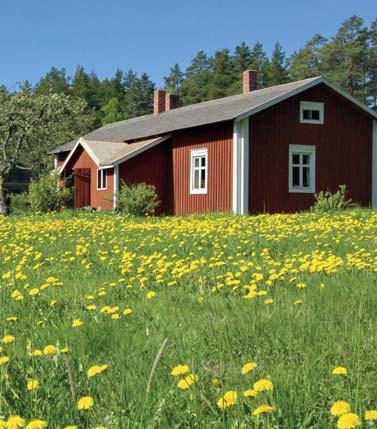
[65, 146, 114, 210]
[249, 84, 373, 213]
[172, 122, 233, 215]
[118, 141, 172, 215]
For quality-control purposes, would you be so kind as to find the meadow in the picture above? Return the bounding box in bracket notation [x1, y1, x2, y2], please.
[0, 210, 376, 429]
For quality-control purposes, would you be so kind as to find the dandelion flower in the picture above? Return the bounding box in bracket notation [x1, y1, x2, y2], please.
[71, 319, 83, 328]
[123, 308, 132, 315]
[77, 395, 94, 410]
[337, 413, 361, 429]
[146, 291, 156, 299]
[332, 367, 347, 375]
[87, 364, 109, 378]
[365, 410, 377, 421]
[330, 401, 351, 416]
[64, 426, 78, 429]
[31, 349, 43, 357]
[253, 404, 273, 415]
[25, 419, 47, 429]
[171, 364, 189, 377]
[294, 299, 303, 305]
[177, 373, 198, 389]
[43, 345, 57, 355]
[0, 356, 9, 365]
[2, 335, 15, 344]
[241, 362, 257, 374]
[264, 298, 273, 305]
[27, 379, 39, 391]
[216, 391, 238, 409]
[243, 389, 258, 398]
[6, 416, 25, 429]
[253, 379, 273, 392]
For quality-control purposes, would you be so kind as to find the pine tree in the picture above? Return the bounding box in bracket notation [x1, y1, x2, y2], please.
[269, 42, 289, 85]
[164, 63, 184, 94]
[367, 19, 377, 109]
[289, 35, 326, 80]
[101, 97, 125, 125]
[250, 42, 270, 88]
[35, 67, 70, 95]
[181, 51, 212, 105]
[233, 42, 252, 73]
[208, 49, 235, 99]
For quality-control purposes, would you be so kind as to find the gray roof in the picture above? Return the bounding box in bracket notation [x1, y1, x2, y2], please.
[51, 76, 377, 154]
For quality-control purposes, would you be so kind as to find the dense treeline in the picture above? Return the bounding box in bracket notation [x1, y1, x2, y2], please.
[3, 15, 377, 128]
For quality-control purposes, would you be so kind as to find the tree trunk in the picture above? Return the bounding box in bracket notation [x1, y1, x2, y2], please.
[0, 172, 10, 215]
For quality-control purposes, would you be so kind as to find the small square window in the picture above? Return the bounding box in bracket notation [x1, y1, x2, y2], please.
[300, 102, 324, 124]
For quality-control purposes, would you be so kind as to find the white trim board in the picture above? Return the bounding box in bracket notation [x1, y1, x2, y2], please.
[232, 118, 249, 214]
[372, 121, 377, 208]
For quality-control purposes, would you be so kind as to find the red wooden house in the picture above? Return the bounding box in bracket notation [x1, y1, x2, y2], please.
[53, 71, 377, 215]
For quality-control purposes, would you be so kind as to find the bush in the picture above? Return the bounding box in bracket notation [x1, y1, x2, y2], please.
[118, 182, 159, 216]
[29, 173, 72, 213]
[312, 184, 354, 213]
[10, 192, 30, 213]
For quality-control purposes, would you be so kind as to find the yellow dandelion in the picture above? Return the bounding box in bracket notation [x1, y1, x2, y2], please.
[123, 308, 132, 315]
[71, 319, 83, 328]
[294, 299, 303, 305]
[87, 364, 109, 378]
[146, 291, 156, 299]
[365, 410, 377, 421]
[6, 416, 25, 429]
[243, 389, 258, 398]
[29, 288, 40, 296]
[216, 391, 238, 409]
[332, 367, 347, 375]
[177, 373, 198, 389]
[27, 379, 39, 391]
[43, 345, 57, 355]
[2, 335, 15, 344]
[253, 404, 273, 415]
[264, 298, 273, 305]
[330, 401, 351, 416]
[77, 395, 94, 410]
[241, 362, 257, 374]
[32, 349, 43, 357]
[171, 364, 190, 377]
[337, 413, 361, 429]
[0, 356, 10, 365]
[253, 379, 273, 392]
[25, 419, 47, 429]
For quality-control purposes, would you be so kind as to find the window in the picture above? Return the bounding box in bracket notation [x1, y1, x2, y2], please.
[190, 149, 208, 194]
[97, 168, 107, 190]
[289, 145, 316, 193]
[300, 101, 324, 124]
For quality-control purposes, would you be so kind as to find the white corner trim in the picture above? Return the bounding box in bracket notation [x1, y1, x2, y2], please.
[288, 144, 316, 193]
[300, 101, 324, 124]
[232, 118, 249, 214]
[372, 121, 377, 208]
[190, 148, 208, 194]
[113, 164, 119, 209]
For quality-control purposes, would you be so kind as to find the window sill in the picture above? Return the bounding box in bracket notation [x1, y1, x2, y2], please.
[289, 188, 315, 194]
[190, 189, 207, 195]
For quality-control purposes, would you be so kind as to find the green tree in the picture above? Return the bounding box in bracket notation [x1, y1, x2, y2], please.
[35, 67, 70, 95]
[208, 49, 236, 99]
[181, 51, 212, 105]
[269, 42, 289, 85]
[123, 70, 155, 118]
[321, 16, 370, 101]
[366, 19, 377, 108]
[289, 34, 327, 80]
[0, 90, 94, 214]
[101, 97, 125, 125]
[164, 63, 184, 94]
[250, 42, 271, 88]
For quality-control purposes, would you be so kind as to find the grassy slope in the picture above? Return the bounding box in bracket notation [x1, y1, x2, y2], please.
[0, 210, 376, 428]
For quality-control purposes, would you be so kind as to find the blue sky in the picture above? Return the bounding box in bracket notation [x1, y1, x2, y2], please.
[0, 0, 375, 89]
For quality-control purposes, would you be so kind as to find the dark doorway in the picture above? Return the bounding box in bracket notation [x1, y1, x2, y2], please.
[73, 168, 91, 208]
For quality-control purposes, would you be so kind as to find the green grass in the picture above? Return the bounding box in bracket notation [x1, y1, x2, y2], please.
[0, 210, 376, 428]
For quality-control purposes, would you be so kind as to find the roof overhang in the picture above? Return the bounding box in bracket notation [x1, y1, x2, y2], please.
[234, 77, 377, 122]
[59, 134, 171, 174]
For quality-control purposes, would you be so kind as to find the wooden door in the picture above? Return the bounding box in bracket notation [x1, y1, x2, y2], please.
[73, 168, 91, 208]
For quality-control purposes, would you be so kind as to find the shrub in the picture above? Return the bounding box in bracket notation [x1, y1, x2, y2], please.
[312, 185, 354, 213]
[10, 192, 30, 213]
[29, 173, 72, 213]
[118, 182, 159, 216]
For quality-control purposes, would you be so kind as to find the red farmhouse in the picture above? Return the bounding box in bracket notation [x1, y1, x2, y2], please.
[53, 71, 377, 215]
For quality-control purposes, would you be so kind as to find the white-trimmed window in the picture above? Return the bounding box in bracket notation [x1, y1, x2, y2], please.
[289, 145, 316, 193]
[190, 149, 208, 194]
[97, 168, 107, 190]
[300, 101, 324, 124]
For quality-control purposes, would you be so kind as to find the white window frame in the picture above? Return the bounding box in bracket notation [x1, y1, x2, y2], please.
[97, 168, 108, 190]
[300, 101, 324, 124]
[190, 148, 208, 195]
[289, 145, 316, 193]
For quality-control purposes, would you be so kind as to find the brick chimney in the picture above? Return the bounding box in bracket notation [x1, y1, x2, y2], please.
[243, 70, 258, 93]
[165, 93, 180, 111]
[154, 89, 166, 114]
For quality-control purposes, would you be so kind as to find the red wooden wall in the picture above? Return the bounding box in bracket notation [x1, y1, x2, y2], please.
[172, 122, 233, 215]
[64, 146, 114, 210]
[249, 84, 373, 213]
[119, 141, 172, 215]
